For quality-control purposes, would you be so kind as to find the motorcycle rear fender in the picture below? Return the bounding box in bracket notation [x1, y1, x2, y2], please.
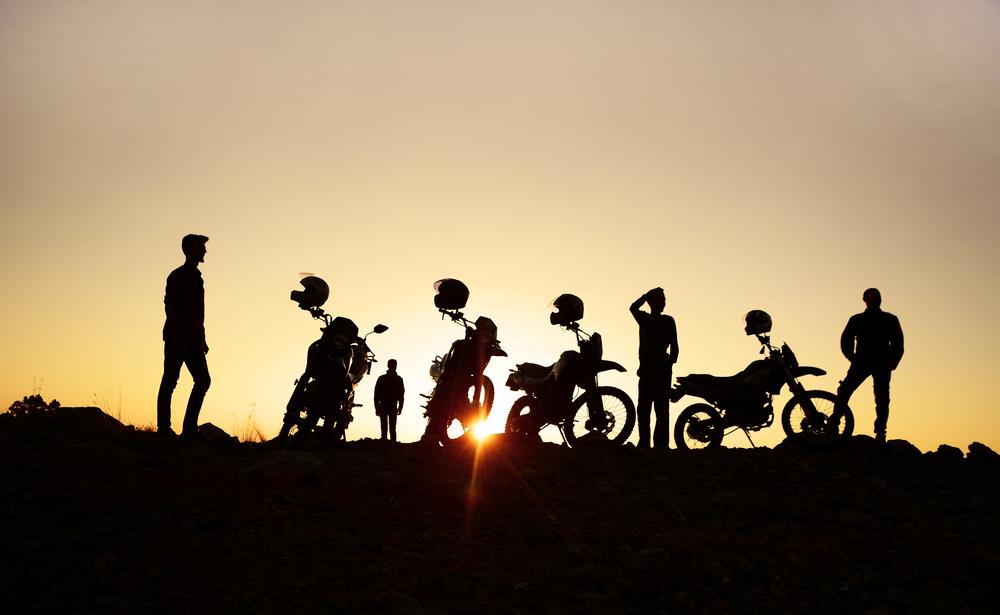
[595, 360, 627, 374]
[792, 365, 826, 378]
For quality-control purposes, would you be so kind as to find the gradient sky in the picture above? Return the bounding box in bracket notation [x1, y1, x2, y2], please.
[2, 1, 999, 451]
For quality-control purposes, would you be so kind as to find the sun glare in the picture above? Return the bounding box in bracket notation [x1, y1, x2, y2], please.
[472, 421, 495, 442]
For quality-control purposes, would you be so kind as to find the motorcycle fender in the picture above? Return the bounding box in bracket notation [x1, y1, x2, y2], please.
[793, 365, 826, 378]
[286, 374, 310, 413]
[505, 371, 522, 391]
[596, 360, 627, 374]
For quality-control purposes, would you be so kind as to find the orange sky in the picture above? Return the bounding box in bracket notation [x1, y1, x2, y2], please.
[2, 1, 999, 451]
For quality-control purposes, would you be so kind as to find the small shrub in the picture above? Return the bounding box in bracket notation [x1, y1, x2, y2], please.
[6, 394, 61, 418]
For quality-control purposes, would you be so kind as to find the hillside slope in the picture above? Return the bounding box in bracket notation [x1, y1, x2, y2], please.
[1, 408, 997, 613]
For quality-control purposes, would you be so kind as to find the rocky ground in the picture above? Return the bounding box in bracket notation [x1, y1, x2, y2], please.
[1, 407, 998, 614]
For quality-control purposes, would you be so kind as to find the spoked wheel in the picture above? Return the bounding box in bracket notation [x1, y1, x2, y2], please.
[674, 403, 724, 450]
[563, 387, 636, 446]
[285, 412, 320, 450]
[443, 377, 495, 442]
[504, 395, 536, 435]
[781, 390, 854, 446]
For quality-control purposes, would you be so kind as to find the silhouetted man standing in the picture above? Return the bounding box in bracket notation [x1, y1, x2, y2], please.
[374, 359, 405, 442]
[157, 234, 211, 439]
[630, 288, 679, 449]
[834, 288, 904, 444]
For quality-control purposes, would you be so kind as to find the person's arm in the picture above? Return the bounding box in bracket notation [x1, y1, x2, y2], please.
[374, 376, 385, 411]
[163, 271, 187, 351]
[630, 294, 647, 324]
[889, 315, 904, 369]
[669, 316, 679, 364]
[840, 317, 857, 362]
[397, 377, 405, 414]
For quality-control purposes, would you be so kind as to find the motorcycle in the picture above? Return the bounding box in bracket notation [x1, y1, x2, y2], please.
[276, 276, 387, 448]
[504, 294, 636, 446]
[672, 310, 854, 450]
[421, 279, 507, 445]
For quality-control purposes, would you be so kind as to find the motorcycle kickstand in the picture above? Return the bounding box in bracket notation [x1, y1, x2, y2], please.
[742, 429, 757, 448]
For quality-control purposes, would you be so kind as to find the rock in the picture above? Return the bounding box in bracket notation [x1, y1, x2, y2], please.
[52, 406, 125, 435]
[967, 441, 999, 462]
[573, 431, 612, 448]
[198, 422, 238, 443]
[885, 439, 922, 458]
[933, 444, 965, 461]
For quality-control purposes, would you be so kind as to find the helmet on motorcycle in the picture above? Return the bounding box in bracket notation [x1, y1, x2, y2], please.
[744, 310, 772, 336]
[433, 278, 470, 310]
[474, 316, 498, 344]
[549, 293, 584, 326]
[291, 275, 330, 310]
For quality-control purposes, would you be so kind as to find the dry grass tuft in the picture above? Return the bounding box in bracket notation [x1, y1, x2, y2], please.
[234, 413, 268, 443]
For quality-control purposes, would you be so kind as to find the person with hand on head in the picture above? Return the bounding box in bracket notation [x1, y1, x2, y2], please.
[156, 234, 211, 440]
[630, 287, 679, 449]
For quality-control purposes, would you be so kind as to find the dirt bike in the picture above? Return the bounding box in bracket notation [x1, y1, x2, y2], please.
[504, 294, 636, 446]
[673, 310, 854, 450]
[276, 276, 387, 448]
[421, 279, 507, 445]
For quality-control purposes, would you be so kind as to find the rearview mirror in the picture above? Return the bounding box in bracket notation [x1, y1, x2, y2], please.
[373, 324, 389, 334]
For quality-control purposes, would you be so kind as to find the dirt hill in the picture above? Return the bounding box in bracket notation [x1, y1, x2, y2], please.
[1, 407, 997, 614]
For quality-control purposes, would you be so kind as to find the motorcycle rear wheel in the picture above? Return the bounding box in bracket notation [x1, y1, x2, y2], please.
[563, 387, 636, 446]
[674, 403, 724, 450]
[781, 390, 854, 444]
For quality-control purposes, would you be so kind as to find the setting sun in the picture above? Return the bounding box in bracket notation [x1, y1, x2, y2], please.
[472, 421, 497, 442]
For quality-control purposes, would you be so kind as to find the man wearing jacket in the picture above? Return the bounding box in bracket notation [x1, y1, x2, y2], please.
[374, 359, 405, 442]
[833, 288, 904, 443]
[157, 234, 211, 439]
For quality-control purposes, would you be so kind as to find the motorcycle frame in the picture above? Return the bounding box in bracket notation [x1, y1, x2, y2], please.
[422, 308, 504, 433]
[285, 307, 384, 442]
[514, 321, 617, 444]
[754, 333, 823, 421]
[676, 335, 827, 448]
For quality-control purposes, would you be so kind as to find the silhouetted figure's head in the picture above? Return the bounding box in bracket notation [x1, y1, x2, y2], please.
[387, 359, 398, 372]
[182, 234, 209, 265]
[863, 288, 882, 309]
[647, 288, 666, 315]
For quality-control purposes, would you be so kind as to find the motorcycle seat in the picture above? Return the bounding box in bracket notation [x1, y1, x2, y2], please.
[676, 373, 767, 407]
[507, 362, 555, 391]
[517, 362, 553, 379]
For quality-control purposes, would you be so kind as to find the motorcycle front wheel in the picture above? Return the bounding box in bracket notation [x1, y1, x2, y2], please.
[504, 395, 536, 435]
[781, 390, 854, 443]
[442, 377, 496, 442]
[674, 403, 724, 450]
[285, 412, 320, 450]
[563, 387, 636, 446]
